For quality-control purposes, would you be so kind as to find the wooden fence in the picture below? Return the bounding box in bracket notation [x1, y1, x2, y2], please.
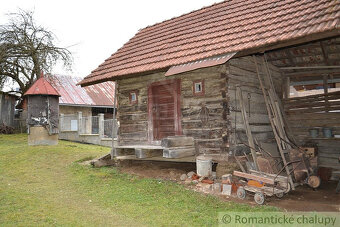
[283, 91, 340, 173]
[284, 91, 340, 114]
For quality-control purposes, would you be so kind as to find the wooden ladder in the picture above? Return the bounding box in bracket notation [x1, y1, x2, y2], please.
[253, 55, 295, 190]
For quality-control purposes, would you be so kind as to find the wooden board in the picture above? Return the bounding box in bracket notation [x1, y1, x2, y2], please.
[116, 155, 196, 163]
[243, 185, 285, 197]
[233, 170, 275, 185]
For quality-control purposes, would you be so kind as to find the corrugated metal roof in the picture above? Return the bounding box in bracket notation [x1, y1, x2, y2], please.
[24, 77, 60, 96]
[165, 53, 236, 76]
[80, 0, 340, 86]
[46, 74, 115, 107]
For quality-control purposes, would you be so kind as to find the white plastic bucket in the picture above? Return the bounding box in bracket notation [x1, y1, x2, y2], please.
[196, 156, 212, 177]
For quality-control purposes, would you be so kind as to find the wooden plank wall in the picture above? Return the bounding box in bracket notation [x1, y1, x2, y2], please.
[284, 91, 340, 173]
[117, 65, 228, 154]
[226, 56, 283, 154]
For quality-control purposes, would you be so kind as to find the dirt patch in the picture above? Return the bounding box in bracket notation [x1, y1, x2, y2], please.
[268, 181, 340, 212]
[208, 181, 340, 212]
[116, 160, 340, 212]
[117, 160, 196, 181]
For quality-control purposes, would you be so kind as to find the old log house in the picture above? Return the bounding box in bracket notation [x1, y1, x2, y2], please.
[79, 0, 340, 179]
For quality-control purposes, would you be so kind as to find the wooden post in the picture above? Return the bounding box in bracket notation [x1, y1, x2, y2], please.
[284, 76, 290, 99]
[236, 86, 258, 171]
[323, 75, 329, 112]
[111, 82, 118, 159]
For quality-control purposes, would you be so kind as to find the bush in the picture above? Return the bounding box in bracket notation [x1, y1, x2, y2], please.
[0, 124, 14, 134]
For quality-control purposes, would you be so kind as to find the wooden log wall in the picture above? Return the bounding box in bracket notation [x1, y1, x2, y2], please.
[179, 65, 228, 155]
[117, 56, 284, 157]
[226, 56, 283, 154]
[117, 73, 159, 145]
[283, 91, 340, 173]
[117, 65, 228, 155]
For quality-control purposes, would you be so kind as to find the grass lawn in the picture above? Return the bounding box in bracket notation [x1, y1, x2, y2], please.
[0, 134, 277, 226]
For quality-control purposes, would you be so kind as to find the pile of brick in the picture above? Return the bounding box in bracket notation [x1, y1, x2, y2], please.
[179, 171, 239, 196]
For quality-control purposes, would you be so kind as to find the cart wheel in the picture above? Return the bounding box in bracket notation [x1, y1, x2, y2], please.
[275, 192, 284, 198]
[237, 187, 246, 200]
[284, 182, 291, 193]
[254, 192, 265, 205]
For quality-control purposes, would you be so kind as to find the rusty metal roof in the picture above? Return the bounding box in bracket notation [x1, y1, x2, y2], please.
[24, 77, 60, 96]
[80, 0, 340, 86]
[46, 74, 115, 107]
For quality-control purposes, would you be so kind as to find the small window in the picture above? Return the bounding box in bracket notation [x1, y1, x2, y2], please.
[129, 91, 138, 104]
[193, 80, 204, 96]
[70, 120, 78, 131]
[195, 82, 202, 92]
[131, 93, 137, 101]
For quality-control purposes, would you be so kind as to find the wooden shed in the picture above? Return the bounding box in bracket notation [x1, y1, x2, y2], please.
[0, 91, 17, 128]
[79, 0, 340, 178]
[24, 75, 60, 145]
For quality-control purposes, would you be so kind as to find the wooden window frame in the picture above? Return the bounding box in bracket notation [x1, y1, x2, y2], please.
[193, 79, 205, 96]
[129, 90, 138, 105]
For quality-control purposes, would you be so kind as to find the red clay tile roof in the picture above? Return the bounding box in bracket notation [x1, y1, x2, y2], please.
[80, 0, 340, 86]
[24, 77, 60, 96]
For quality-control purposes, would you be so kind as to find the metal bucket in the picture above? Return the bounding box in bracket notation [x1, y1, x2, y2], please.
[323, 127, 332, 138]
[196, 156, 212, 177]
[309, 128, 319, 138]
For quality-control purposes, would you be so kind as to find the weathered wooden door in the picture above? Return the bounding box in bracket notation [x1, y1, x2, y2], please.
[148, 79, 181, 141]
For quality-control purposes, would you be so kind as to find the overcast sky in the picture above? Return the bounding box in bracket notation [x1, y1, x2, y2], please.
[1, 0, 219, 80]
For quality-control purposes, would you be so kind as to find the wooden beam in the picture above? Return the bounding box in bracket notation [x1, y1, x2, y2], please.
[320, 41, 330, 66]
[290, 78, 340, 86]
[234, 155, 246, 173]
[283, 90, 340, 102]
[283, 77, 290, 99]
[284, 49, 296, 66]
[284, 69, 340, 78]
[280, 66, 340, 70]
[236, 31, 340, 58]
[233, 170, 275, 185]
[266, 43, 321, 62]
[110, 82, 118, 159]
[323, 75, 329, 113]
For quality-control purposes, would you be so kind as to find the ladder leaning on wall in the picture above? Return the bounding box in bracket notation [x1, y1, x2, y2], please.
[253, 55, 296, 190]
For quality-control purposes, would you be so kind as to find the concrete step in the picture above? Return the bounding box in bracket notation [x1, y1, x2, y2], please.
[135, 148, 162, 159]
[163, 147, 195, 159]
[161, 136, 194, 148]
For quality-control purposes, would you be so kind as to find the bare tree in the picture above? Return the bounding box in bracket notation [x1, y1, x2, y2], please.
[0, 10, 72, 94]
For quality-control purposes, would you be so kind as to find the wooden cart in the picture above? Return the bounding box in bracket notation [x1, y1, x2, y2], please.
[233, 170, 290, 205]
